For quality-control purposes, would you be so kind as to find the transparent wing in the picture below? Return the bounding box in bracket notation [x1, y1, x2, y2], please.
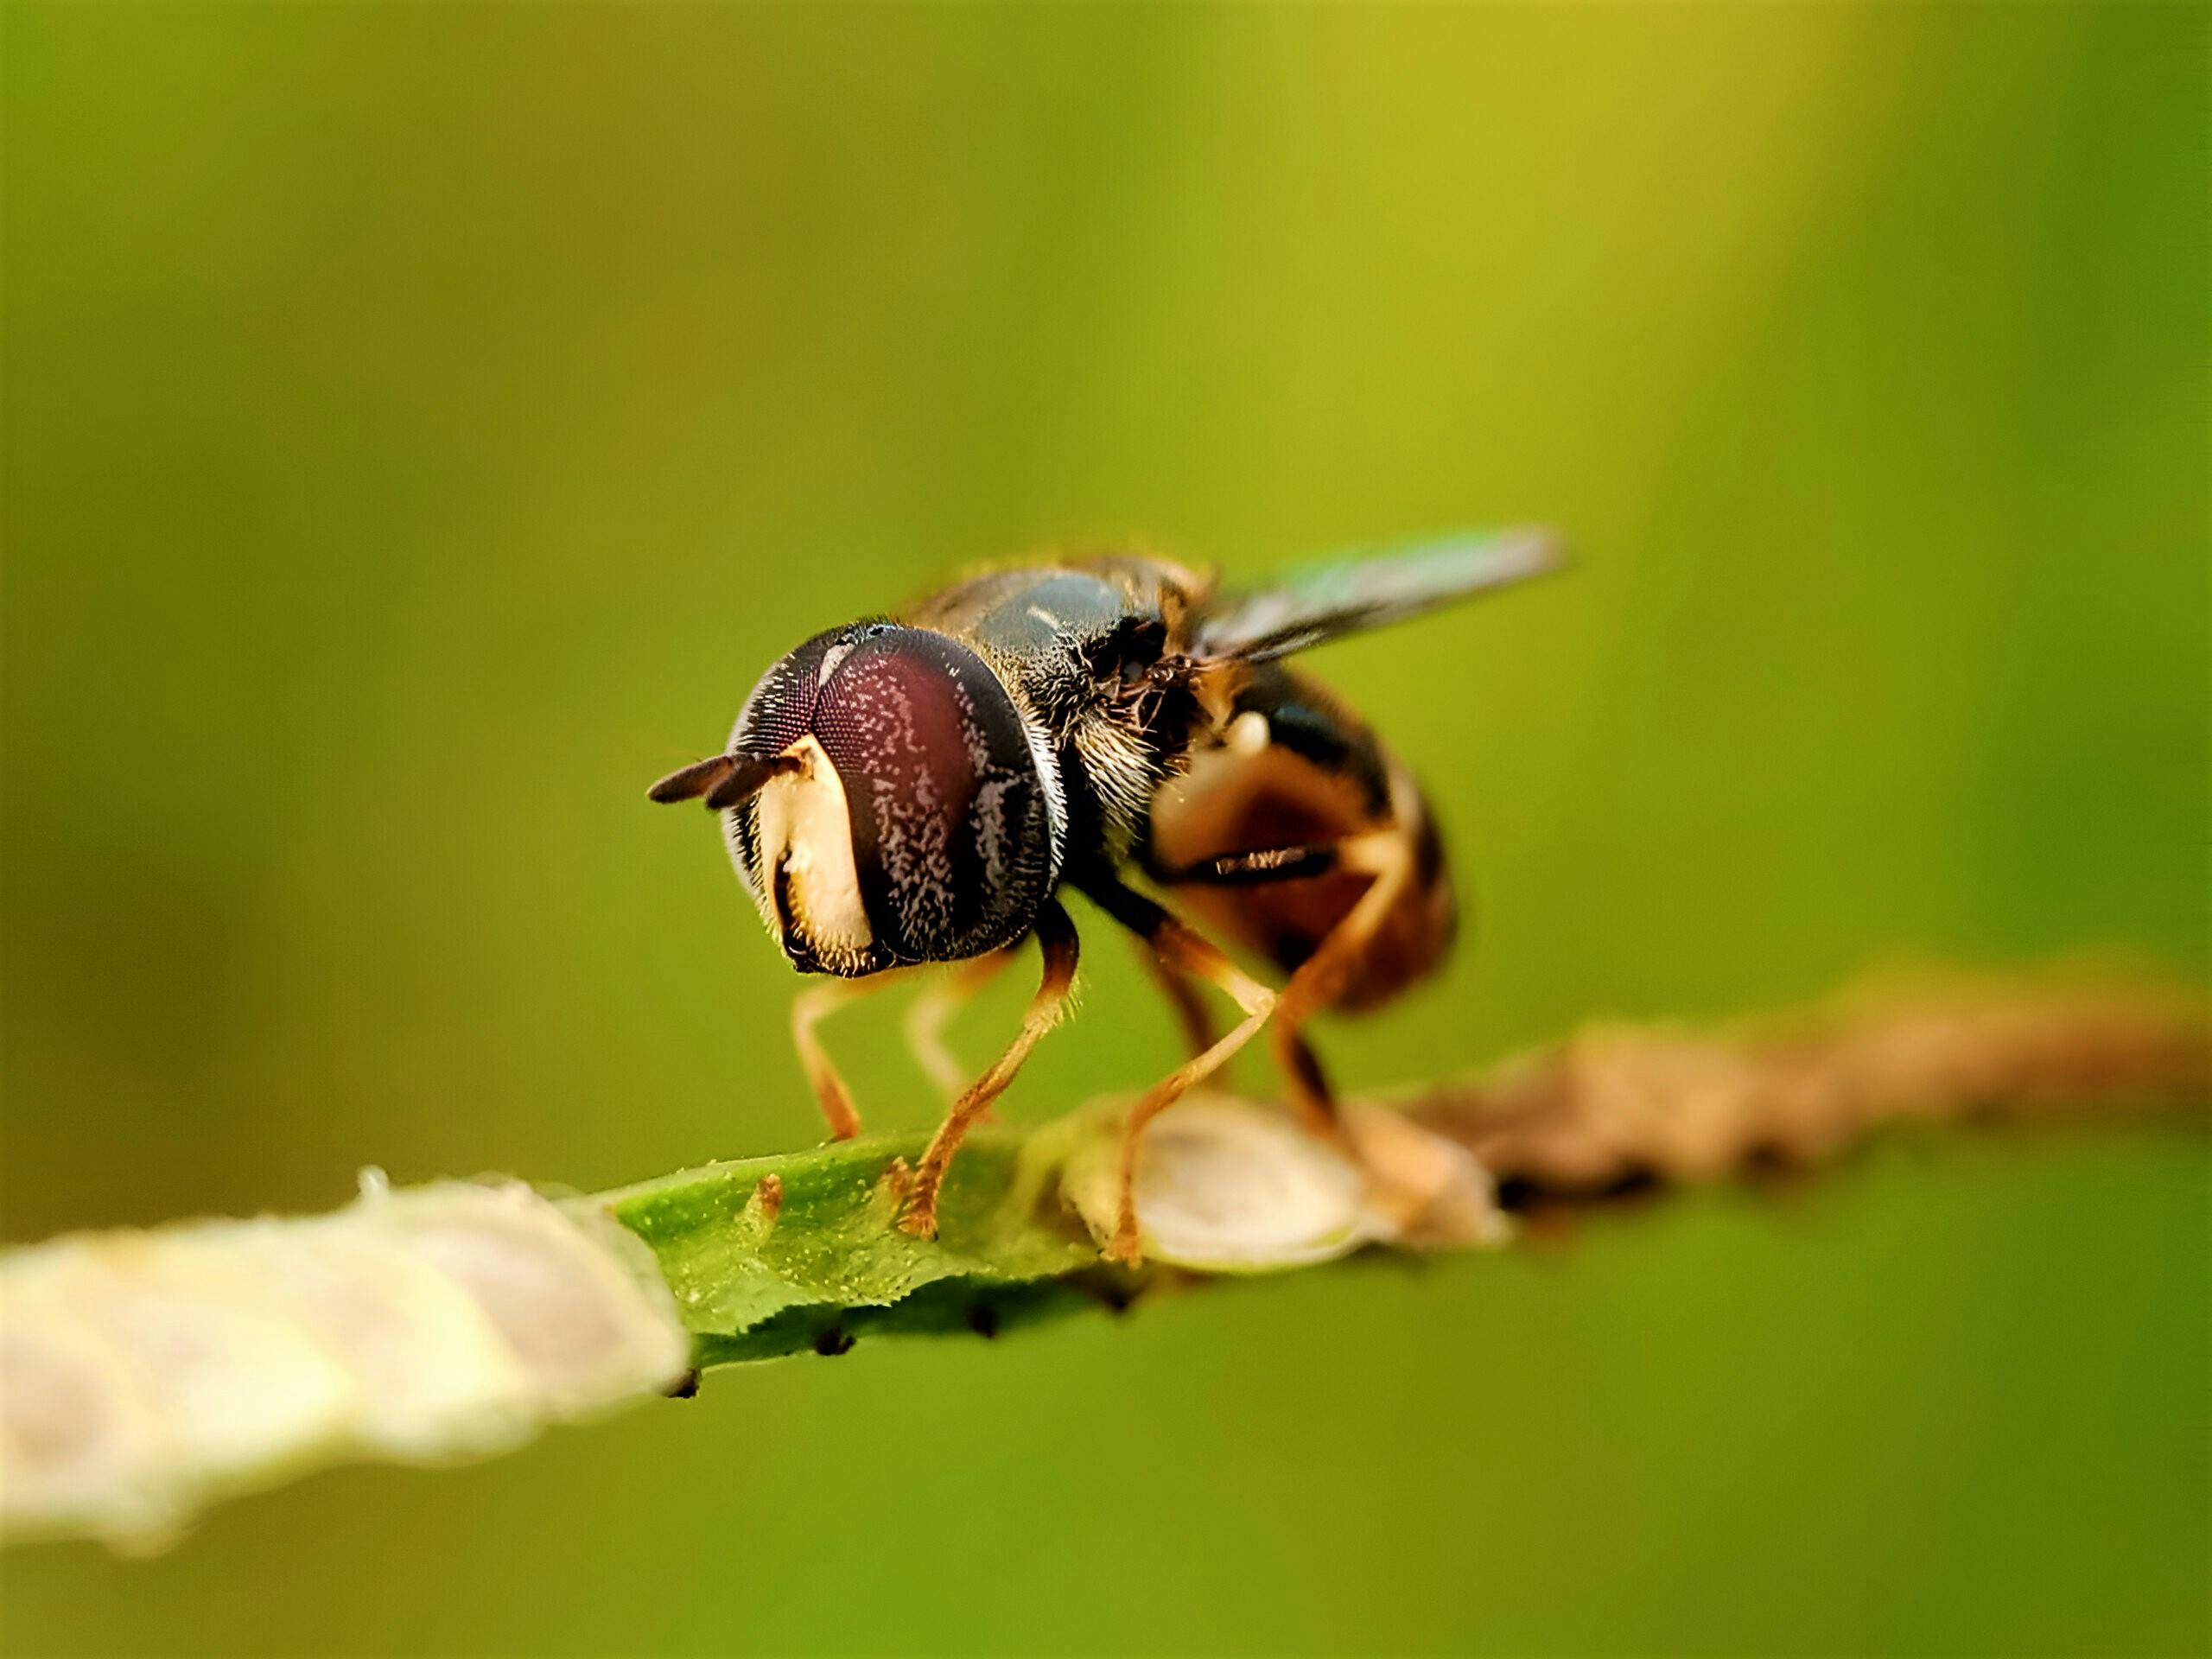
[1192, 526, 1564, 664]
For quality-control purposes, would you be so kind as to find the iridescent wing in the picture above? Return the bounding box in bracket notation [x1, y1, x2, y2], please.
[1192, 526, 1564, 664]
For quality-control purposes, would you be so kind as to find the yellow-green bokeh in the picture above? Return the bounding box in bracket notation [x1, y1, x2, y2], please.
[3, 4, 2204, 1655]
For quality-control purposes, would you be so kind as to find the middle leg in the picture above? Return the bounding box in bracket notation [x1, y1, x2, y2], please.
[903, 947, 1019, 1099]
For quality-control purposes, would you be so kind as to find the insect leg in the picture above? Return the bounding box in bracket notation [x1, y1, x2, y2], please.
[899, 900, 1081, 1240]
[1266, 829, 1412, 1146]
[902, 948, 1020, 1100]
[1130, 935, 1216, 1058]
[791, 969, 914, 1141]
[1147, 841, 1345, 1125]
[1278, 1029, 1345, 1148]
[1077, 873, 1279, 1265]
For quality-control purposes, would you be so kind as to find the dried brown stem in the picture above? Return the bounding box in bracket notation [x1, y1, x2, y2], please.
[1413, 972, 2209, 1209]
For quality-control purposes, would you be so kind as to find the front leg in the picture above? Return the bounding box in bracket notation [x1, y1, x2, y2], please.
[899, 901, 1081, 1239]
[790, 969, 913, 1141]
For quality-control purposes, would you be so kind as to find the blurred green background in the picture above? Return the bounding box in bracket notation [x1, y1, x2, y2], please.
[3, 3, 2206, 1655]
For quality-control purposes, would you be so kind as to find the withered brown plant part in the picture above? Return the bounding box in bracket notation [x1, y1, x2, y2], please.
[1416, 972, 2209, 1207]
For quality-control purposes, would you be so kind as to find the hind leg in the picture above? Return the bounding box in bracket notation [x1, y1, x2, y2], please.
[1276, 1028, 1351, 1153]
[1153, 830, 1413, 1149]
[1077, 873, 1278, 1265]
[1132, 935, 1217, 1059]
[1267, 831, 1411, 1146]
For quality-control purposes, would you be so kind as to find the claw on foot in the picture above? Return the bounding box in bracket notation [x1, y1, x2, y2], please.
[897, 1180, 942, 1240]
[885, 1155, 943, 1239]
[1104, 1212, 1144, 1268]
[875, 1154, 913, 1205]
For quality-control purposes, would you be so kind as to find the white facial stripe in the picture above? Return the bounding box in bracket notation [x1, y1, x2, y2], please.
[750, 735, 874, 969]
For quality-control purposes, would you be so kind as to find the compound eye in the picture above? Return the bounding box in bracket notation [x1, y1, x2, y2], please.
[809, 628, 1058, 963]
[728, 626, 848, 755]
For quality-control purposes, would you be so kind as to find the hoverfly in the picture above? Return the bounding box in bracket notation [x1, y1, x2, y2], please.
[649, 530, 1560, 1262]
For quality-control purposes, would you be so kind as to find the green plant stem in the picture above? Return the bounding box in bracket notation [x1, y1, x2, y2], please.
[3, 970, 2203, 1553]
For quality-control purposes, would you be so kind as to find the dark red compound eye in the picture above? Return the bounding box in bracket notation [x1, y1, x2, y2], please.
[728, 623, 1060, 969]
[726, 625, 847, 755]
[809, 628, 1059, 964]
